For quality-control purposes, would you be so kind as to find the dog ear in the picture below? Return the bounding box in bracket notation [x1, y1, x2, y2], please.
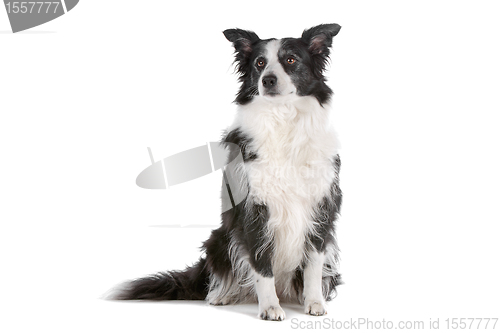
[223, 28, 260, 57]
[301, 24, 341, 55]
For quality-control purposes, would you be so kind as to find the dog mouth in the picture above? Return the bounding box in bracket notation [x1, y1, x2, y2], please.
[263, 90, 295, 98]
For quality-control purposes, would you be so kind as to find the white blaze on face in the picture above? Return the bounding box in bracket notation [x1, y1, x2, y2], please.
[259, 39, 297, 99]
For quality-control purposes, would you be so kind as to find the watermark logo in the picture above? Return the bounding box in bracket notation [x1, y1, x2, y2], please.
[3, 0, 78, 33]
[290, 317, 499, 330]
[137, 143, 248, 214]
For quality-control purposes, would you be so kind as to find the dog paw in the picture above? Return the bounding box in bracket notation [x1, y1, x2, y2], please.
[305, 300, 327, 316]
[259, 305, 286, 321]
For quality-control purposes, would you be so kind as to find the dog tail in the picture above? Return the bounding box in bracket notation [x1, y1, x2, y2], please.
[111, 258, 209, 300]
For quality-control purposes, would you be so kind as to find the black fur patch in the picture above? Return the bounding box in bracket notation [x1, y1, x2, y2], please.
[203, 225, 233, 278]
[308, 155, 342, 252]
[223, 127, 258, 162]
[241, 203, 273, 277]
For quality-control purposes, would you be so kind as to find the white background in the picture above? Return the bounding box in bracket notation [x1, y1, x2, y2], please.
[1, 1, 499, 332]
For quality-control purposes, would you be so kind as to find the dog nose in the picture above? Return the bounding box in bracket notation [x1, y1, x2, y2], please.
[262, 75, 277, 87]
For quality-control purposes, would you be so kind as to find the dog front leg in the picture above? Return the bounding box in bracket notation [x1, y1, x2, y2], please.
[244, 203, 285, 321]
[303, 251, 327, 315]
[252, 270, 285, 321]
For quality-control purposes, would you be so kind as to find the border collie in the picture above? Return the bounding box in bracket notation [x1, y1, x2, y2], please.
[112, 24, 343, 321]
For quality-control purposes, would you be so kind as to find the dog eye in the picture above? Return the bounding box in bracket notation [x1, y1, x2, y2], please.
[257, 60, 265, 67]
[287, 57, 296, 64]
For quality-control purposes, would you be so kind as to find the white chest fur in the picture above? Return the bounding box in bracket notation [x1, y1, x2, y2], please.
[231, 96, 340, 277]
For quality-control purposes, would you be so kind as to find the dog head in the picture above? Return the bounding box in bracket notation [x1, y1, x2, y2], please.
[223, 24, 341, 105]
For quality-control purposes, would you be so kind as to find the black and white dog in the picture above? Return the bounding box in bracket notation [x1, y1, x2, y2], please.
[113, 24, 343, 321]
